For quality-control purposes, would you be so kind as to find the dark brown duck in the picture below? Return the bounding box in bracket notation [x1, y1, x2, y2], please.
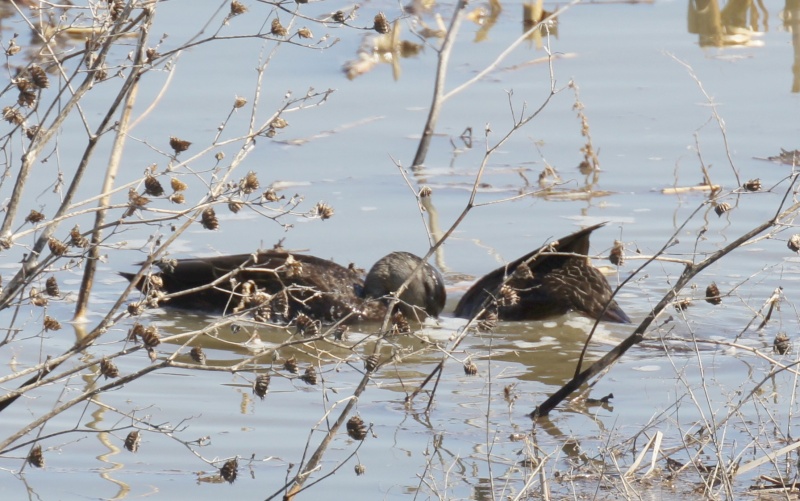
[121, 250, 446, 324]
[454, 223, 630, 323]
[123, 224, 629, 325]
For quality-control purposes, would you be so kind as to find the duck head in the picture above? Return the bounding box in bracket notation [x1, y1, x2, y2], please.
[361, 251, 446, 320]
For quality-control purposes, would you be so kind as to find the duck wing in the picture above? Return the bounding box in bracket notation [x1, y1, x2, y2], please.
[121, 251, 365, 321]
[454, 223, 630, 323]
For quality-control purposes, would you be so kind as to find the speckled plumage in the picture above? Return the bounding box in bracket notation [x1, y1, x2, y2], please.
[454, 223, 630, 323]
[122, 250, 446, 323]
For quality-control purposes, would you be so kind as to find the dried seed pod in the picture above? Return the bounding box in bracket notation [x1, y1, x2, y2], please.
[314, 202, 334, 220]
[144, 288, 163, 308]
[15, 77, 32, 93]
[25, 124, 41, 140]
[301, 365, 317, 385]
[48, 237, 68, 256]
[364, 354, 379, 372]
[774, 332, 791, 355]
[251, 304, 271, 323]
[157, 257, 178, 273]
[284, 254, 303, 276]
[43, 315, 61, 331]
[220, 458, 238, 483]
[147, 347, 158, 362]
[391, 311, 410, 334]
[463, 360, 478, 375]
[228, 200, 243, 213]
[244, 290, 269, 311]
[283, 356, 298, 374]
[240, 171, 259, 194]
[789, 234, 800, 252]
[3, 106, 24, 125]
[141, 325, 160, 347]
[253, 373, 270, 399]
[373, 12, 390, 34]
[674, 298, 692, 311]
[128, 188, 150, 208]
[45, 276, 59, 297]
[168, 136, 191, 154]
[333, 10, 346, 23]
[100, 357, 119, 379]
[333, 324, 349, 341]
[147, 274, 164, 290]
[233, 96, 247, 108]
[477, 309, 498, 333]
[170, 177, 187, 192]
[271, 18, 288, 37]
[29, 65, 49, 89]
[270, 292, 289, 322]
[346, 416, 367, 440]
[742, 178, 761, 191]
[263, 189, 281, 202]
[128, 322, 146, 341]
[145, 47, 159, 63]
[6, 39, 20, 56]
[354, 463, 366, 476]
[190, 346, 206, 364]
[201, 207, 219, 230]
[297, 27, 313, 39]
[714, 202, 731, 217]
[705, 282, 722, 305]
[295, 313, 320, 336]
[230, 0, 247, 15]
[70, 225, 89, 248]
[609, 240, 624, 266]
[271, 117, 288, 129]
[29, 288, 47, 307]
[497, 285, 519, 307]
[127, 302, 143, 315]
[18, 88, 36, 107]
[169, 193, 185, 204]
[124, 431, 141, 452]
[419, 185, 432, 198]
[510, 261, 533, 280]
[27, 444, 44, 468]
[25, 209, 45, 224]
[144, 174, 165, 196]
[108, 0, 124, 20]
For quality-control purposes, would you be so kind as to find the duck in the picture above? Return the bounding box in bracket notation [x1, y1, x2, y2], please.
[121, 250, 446, 324]
[453, 222, 630, 323]
[362, 251, 446, 320]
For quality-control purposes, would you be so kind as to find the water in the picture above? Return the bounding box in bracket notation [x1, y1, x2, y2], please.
[0, 0, 799, 499]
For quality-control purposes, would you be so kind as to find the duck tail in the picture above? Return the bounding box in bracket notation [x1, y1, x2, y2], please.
[119, 272, 144, 291]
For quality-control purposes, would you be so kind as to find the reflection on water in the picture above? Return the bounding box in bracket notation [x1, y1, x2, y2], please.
[688, 0, 800, 91]
[688, 0, 767, 47]
[149, 307, 629, 392]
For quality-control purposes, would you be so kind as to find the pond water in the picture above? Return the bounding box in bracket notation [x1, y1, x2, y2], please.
[1, 0, 799, 499]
